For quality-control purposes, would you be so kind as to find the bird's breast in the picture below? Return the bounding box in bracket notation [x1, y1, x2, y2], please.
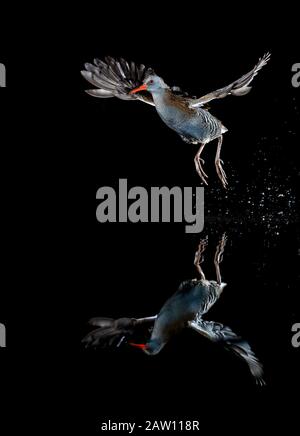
[156, 101, 190, 130]
[153, 93, 222, 142]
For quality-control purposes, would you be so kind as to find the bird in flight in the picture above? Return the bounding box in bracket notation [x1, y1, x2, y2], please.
[83, 234, 265, 385]
[81, 53, 270, 188]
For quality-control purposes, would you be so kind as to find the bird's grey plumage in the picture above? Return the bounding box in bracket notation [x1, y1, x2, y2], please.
[189, 319, 265, 385]
[81, 57, 155, 105]
[82, 53, 270, 188]
[81, 57, 187, 106]
[83, 235, 265, 385]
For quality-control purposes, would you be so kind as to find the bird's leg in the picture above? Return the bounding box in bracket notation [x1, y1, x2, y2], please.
[194, 237, 208, 280]
[215, 136, 228, 189]
[214, 233, 227, 285]
[194, 143, 208, 185]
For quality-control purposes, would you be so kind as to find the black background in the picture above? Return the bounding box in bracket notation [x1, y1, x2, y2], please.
[0, 6, 299, 435]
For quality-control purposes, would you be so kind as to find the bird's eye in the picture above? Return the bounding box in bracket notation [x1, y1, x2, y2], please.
[149, 80, 154, 84]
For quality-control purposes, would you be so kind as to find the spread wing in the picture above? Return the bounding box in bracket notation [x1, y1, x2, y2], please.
[82, 316, 157, 349]
[189, 53, 271, 108]
[189, 319, 265, 385]
[81, 56, 156, 106]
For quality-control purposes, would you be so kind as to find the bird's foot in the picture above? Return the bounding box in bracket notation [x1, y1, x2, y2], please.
[194, 237, 208, 261]
[195, 158, 208, 185]
[215, 233, 227, 265]
[219, 233, 227, 250]
[215, 158, 228, 189]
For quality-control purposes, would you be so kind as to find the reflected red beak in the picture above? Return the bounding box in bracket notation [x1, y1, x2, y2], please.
[129, 84, 148, 94]
[129, 342, 147, 350]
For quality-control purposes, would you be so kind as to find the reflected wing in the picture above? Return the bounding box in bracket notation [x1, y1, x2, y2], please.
[189, 53, 271, 108]
[81, 56, 155, 106]
[82, 316, 157, 349]
[189, 319, 265, 385]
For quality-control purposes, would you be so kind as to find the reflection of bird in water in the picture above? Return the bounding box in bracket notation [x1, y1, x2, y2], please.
[83, 235, 265, 385]
[81, 54, 270, 188]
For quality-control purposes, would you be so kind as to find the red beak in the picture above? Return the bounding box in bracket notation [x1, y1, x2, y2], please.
[128, 342, 147, 350]
[129, 84, 148, 94]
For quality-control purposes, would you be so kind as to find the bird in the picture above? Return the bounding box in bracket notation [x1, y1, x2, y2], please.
[81, 53, 271, 188]
[82, 234, 265, 385]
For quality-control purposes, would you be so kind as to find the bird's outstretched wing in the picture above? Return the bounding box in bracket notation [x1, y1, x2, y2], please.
[82, 316, 157, 349]
[189, 319, 265, 385]
[81, 57, 156, 106]
[189, 53, 271, 108]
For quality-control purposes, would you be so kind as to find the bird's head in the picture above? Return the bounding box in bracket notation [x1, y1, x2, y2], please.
[129, 338, 165, 355]
[129, 74, 168, 95]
